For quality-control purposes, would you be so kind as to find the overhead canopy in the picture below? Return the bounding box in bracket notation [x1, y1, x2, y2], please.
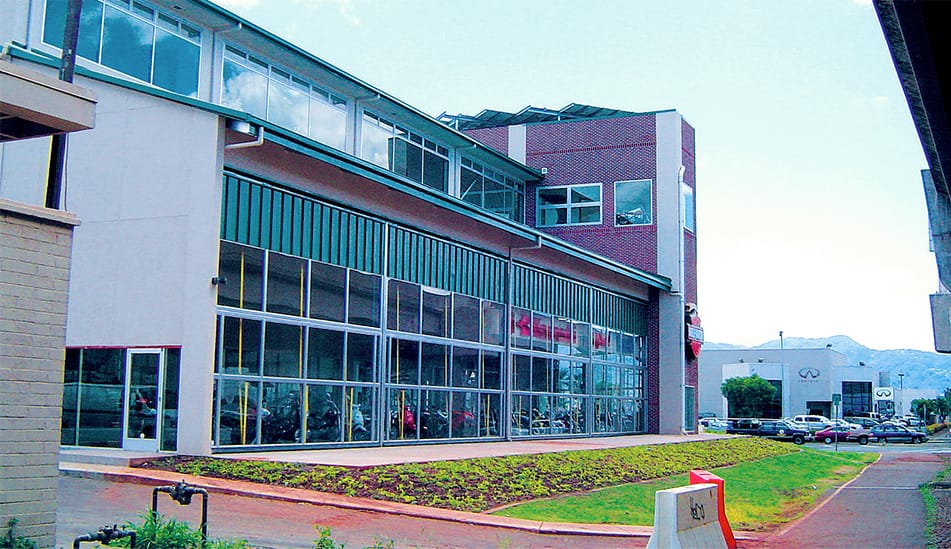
[0, 59, 96, 142]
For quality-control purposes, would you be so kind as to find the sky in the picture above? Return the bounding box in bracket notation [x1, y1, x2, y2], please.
[212, 0, 935, 352]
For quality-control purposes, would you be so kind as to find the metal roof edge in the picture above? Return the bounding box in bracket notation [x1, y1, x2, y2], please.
[7, 49, 667, 292]
[187, 1, 541, 181]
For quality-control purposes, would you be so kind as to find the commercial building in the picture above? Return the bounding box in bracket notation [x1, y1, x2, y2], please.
[1, 0, 696, 457]
[699, 348, 893, 420]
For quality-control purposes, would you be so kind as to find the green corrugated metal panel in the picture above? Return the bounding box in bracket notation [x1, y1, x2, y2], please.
[512, 265, 643, 334]
[221, 174, 384, 273]
[387, 226, 505, 302]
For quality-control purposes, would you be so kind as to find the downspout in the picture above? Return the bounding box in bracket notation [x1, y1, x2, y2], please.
[224, 124, 265, 150]
[505, 236, 544, 440]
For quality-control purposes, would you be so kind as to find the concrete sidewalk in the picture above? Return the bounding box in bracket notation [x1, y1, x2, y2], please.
[57, 436, 948, 548]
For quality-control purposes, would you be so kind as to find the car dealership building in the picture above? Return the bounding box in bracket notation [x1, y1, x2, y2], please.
[1, 0, 697, 455]
[698, 348, 896, 420]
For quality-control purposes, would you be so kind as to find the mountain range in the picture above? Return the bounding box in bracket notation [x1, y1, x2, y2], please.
[706, 335, 951, 393]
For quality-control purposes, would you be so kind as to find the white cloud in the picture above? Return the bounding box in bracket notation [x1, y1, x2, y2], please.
[851, 0, 873, 6]
[870, 95, 890, 108]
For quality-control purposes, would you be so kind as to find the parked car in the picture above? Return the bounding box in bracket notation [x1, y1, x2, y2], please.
[756, 420, 811, 445]
[845, 416, 880, 429]
[793, 414, 833, 433]
[814, 425, 871, 445]
[726, 418, 809, 444]
[699, 417, 727, 430]
[726, 418, 762, 435]
[870, 423, 929, 444]
[829, 418, 862, 430]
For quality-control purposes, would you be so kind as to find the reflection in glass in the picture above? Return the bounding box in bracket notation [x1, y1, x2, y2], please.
[389, 339, 419, 385]
[348, 271, 381, 327]
[221, 317, 261, 375]
[420, 343, 449, 387]
[263, 323, 302, 378]
[222, 59, 268, 119]
[310, 97, 348, 151]
[261, 382, 302, 444]
[102, 5, 153, 82]
[453, 295, 480, 342]
[161, 349, 180, 451]
[420, 390, 449, 439]
[267, 253, 307, 316]
[153, 28, 199, 96]
[422, 288, 451, 337]
[307, 328, 344, 380]
[306, 385, 342, 443]
[218, 379, 260, 445]
[482, 301, 504, 346]
[387, 280, 420, 333]
[217, 242, 264, 310]
[451, 347, 478, 388]
[310, 261, 346, 322]
[268, 77, 309, 134]
[346, 333, 375, 382]
[389, 388, 418, 440]
[482, 351, 502, 390]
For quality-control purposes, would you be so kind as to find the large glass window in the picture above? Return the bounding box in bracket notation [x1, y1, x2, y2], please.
[615, 179, 653, 226]
[217, 241, 264, 311]
[61, 348, 125, 447]
[222, 45, 349, 149]
[43, 0, 201, 96]
[310, 262, 346, 322]
[267, 253, 307, 316]
[537, 184, 602, 227]
[387, 280, 420, 333]
[460, 157, 525, 222]
[348, 271, 381, 327]
[361, 112, 449, 193]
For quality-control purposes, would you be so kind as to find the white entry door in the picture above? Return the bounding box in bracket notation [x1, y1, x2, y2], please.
[122, 349, 164, 451]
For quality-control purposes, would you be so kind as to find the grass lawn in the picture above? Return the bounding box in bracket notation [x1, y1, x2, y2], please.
[492, 448, 878, 531]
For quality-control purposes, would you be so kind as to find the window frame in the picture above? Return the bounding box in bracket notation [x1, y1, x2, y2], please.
[536, 183, 603, 228]
[614, 179, 653, 227]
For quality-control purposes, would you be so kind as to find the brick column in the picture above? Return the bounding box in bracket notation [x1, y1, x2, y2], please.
[0, 198, 79, 549]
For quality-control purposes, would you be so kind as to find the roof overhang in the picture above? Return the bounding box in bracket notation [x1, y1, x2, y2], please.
[875, 0, 951, 197]
[0, 59, 96, 142]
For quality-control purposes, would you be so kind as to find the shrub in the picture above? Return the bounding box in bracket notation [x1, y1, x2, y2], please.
[0, 519, 38, 549]
[111, 512, 249, 549]
[144, 438, 796, 512]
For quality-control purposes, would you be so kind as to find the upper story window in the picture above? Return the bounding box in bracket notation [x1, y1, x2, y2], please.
[682, 183, 695, 233]
[537, 184, 601, 227]
[221, 45, 348, 151]
[614, 179, 653, 226]
[361, 112, 449, 193]
[460, 158, 524, 223]
[43, 0, 201, 97]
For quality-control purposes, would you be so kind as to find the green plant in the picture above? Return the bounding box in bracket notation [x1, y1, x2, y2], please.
[145, 438, 795, 512]
[721, 374, 776, 418]
[0, 518, 38, 549]
[312, 526, 394, 549]
[112, 512, 249, 549]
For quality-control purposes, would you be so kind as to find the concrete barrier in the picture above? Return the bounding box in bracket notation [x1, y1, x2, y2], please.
[646, 483, 727, 549]
[690, 469, 736, 549]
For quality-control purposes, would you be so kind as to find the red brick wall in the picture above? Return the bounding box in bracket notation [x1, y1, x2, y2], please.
[524, 115, 659, 273]
[463, 127, 509, 156]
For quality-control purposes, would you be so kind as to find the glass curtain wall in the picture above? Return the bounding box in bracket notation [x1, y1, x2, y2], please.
[214, 174, 649, 449]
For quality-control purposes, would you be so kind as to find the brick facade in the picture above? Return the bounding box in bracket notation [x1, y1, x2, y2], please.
[0, 200, 77, 549]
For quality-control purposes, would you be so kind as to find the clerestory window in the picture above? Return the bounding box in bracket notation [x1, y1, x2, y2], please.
[43, 0, 201, 97]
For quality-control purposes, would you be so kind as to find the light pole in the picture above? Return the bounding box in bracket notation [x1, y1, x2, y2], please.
[779, 331, 785, 417]
[897, 373, 905, 416]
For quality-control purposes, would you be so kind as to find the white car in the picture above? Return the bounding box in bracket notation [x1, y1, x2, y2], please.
[792, 414, 833, 433]
[829, 418, 861, 430]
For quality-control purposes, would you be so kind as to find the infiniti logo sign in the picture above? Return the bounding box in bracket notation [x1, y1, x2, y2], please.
[798, 368, 820, 379]
[876, 389, 893, 398]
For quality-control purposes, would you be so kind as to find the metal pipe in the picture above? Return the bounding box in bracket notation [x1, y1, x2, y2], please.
[224, 125, 265, 150]
[152, 481, 210, 544]
[73, 525, 136, 548]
